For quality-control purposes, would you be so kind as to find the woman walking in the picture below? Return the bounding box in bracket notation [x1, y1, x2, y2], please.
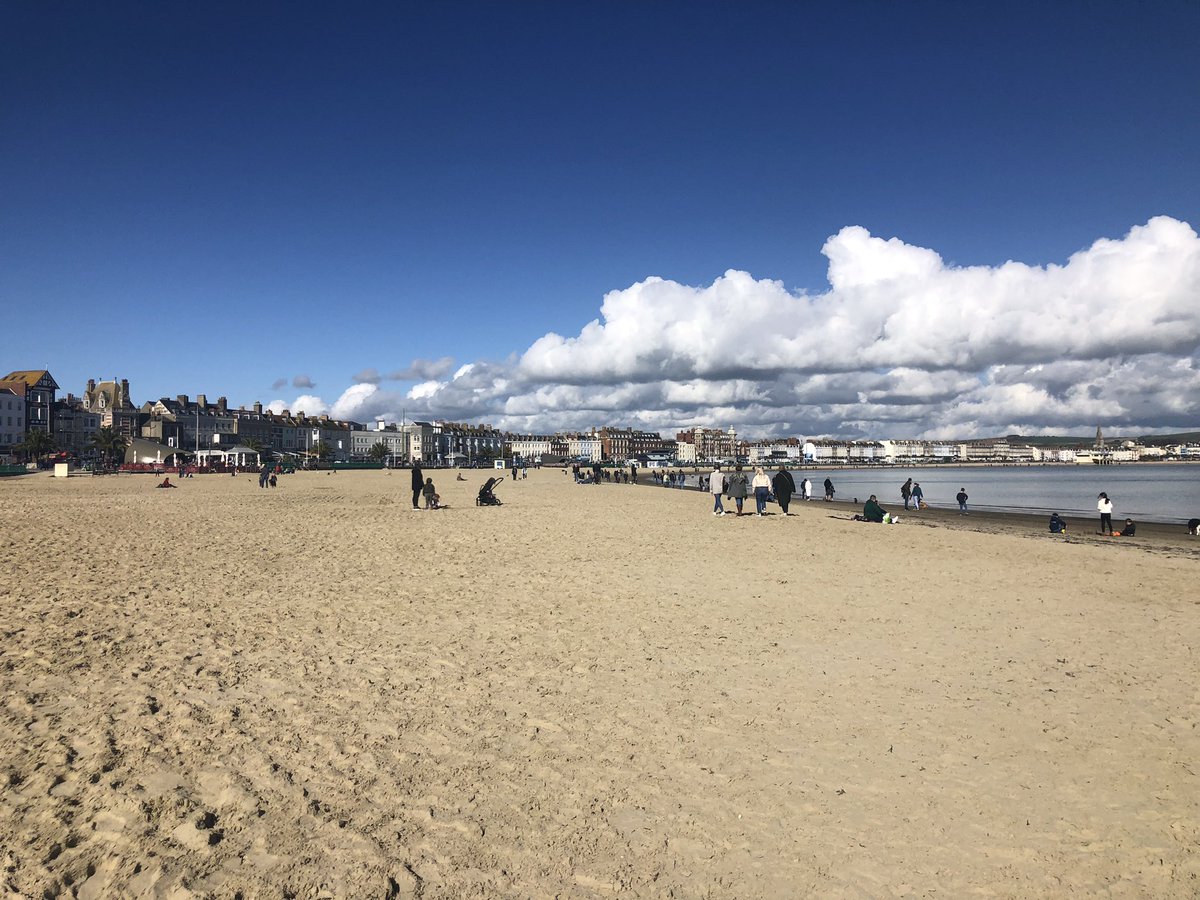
[772, 466, 796, 515]
[751, 466, 772, 516]
[726, 466, 749, 516]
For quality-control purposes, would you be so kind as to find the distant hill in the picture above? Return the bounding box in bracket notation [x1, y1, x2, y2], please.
[1006, 434, 1094, 447]
[1002, 432, 1200, 447]
[1135, 431, 1200, 445]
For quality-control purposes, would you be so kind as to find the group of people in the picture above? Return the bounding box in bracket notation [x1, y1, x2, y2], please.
[705, 464, 818, 516]
[1096, 493, 1135, 536]
[409, 463, 445, 510]
[900, 478, 926, 510]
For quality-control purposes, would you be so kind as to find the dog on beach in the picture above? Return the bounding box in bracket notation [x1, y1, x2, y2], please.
[1188, 518, 1200, 536]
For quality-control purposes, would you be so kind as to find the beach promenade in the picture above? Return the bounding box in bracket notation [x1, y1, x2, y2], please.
[2, 469, 1198, 897]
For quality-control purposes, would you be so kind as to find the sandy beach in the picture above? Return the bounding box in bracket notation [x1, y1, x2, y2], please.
[2, 468, 1198, 898]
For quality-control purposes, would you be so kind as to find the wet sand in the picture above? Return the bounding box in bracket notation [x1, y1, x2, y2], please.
[2, 468, 1198, 897]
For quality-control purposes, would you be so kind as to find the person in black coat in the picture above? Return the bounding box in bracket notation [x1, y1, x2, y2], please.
[772, 466, 796, 515]
[410, 462, 424, 509]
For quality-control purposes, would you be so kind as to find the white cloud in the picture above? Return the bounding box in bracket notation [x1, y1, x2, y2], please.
[322, 218, 1200, 437]
[267, 394, 329, 417]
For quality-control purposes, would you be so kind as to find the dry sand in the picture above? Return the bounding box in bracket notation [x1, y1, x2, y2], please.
[2, 468, 1198, 898]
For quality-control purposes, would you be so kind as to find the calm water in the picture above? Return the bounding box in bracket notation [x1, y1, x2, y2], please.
[787, 464, 1200, 524]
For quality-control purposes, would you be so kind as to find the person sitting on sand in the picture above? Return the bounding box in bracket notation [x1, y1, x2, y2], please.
[1116, 518, 1136, 537]
[1049, 512, 1067, 534]
[862, 495, 886, 523]
[456, 472, 466, 481]
[156, 477, 176, 489]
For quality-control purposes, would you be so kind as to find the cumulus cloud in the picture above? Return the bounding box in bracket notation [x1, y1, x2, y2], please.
[265, 394, 328, 417]
[292, 375, 316, 389]
[302, 218, 1200, 437]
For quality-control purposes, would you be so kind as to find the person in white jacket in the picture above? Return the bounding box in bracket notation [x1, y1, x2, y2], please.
[1097, 492, 1114, 534]
[710, 465, 726, 516]
[751, 466, 772, 516]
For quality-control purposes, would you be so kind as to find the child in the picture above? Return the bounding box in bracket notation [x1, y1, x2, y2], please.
[422, 477, 441, 510]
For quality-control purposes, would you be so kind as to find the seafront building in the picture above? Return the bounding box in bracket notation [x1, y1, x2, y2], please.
[2, 365, 1198, 466]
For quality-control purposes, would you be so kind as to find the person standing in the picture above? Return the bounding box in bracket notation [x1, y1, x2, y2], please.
[956, 487, 969, 515]
[911, 482, 924, 510]
[726, 466, 749, 516]
[801, 477, 811, 502]
[411, 461, 424, 509]
[901, 478, 913, 510]
[1097, 492, 1114, 534]
[709, 464, 726, 516]
[824, 477, 835, 502]
[773, 465, 796, 515]
[751, 466, 772, 516]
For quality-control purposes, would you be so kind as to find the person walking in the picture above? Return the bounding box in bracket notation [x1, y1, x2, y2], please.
[411, 461, 424, 510]
[772, 465, 796, 515]
[709, 464, 726, 516]
[1097, 492, 1114, 534]
[956, 487, 969, 515]
[911, 482, 924, 510]
[751, 466, 772, 516]
[824, 477, 835, 502]
[901, 478, 913, 510]
[726, 465, 749, 516]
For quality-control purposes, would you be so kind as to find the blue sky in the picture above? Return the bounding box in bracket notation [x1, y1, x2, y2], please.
[3, 1, 1198, 438]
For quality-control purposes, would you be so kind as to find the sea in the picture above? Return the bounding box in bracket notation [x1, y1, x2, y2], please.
[786, 463, 1200, 525]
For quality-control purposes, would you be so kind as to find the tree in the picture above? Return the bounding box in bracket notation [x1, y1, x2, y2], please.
[18, 429, 56, 465]
[368, 441, 389, 463]
[310, 440, 333, 462]
[90, 427, 129, 466]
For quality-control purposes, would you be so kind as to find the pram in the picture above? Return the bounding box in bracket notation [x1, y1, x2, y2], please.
[476, 476, 503, 506]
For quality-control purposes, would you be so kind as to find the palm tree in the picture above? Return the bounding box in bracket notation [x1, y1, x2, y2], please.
[90, 427, 129, 467]
[18, 429, 56, 466]
[368, 441, 389, 463]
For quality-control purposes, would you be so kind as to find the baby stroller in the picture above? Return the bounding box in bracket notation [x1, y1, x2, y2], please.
[476, 476, 503, 506]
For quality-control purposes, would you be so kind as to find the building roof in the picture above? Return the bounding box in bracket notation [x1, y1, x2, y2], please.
[1, 370, 59, 390]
